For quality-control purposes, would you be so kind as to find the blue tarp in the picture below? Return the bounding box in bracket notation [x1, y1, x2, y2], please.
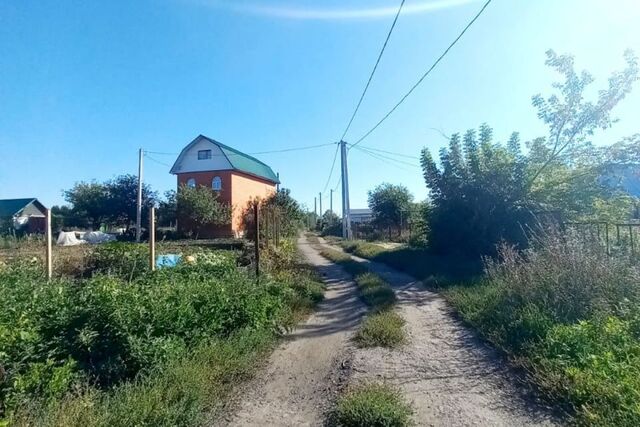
[156, 254, 182, 269]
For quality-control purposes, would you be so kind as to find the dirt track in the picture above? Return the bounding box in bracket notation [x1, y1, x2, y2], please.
[216, 235, 564, 426]
[214, 235, 366, 426]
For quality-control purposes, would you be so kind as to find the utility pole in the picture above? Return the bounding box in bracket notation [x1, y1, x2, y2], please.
[330, 189, 333, 213]
[314, 197, 317, 217]
[136, 148, 143, 243]
[319, 192, 323, 217]
[340, 140, 352, 239]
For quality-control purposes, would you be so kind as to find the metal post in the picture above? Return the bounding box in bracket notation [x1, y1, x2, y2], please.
[319, 192, 323, 217]
[136, 148, 143, 243]
[45, 208, 52, 280]
[149, 207, 156, 271]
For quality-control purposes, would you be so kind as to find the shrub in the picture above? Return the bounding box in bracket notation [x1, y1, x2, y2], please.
[335, 383, 413, 427]
[355, 310, 406, 348]
[87, 242, 149, 279]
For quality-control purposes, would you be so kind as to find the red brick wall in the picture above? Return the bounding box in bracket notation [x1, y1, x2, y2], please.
[176, 170, 276, 238]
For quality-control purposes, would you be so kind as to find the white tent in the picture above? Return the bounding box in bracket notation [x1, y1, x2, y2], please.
[57, 231, 85, 246]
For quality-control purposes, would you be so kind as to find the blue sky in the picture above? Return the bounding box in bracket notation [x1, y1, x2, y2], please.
[1, 0, 639, 212]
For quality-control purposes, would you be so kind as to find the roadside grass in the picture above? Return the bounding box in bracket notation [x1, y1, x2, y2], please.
[317, 247, 402, 348]
[1, 239, 324, 426]
[334, 383, 413, 427]
[355, 311, 406, 349]
[337, 240, 481, 287]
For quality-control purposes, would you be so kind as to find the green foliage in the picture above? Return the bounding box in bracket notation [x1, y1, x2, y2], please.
[355, 310, 406, 349]
[88, 242, 150, 279]
[177, 184, 232, 237]
[353, 273, 396, 309]
[335, 383, 413, 427]
[367, 183, 414, 234]
[156, 190, 177, 227]
[444, 233, 640, 425]
[319, 210, 342, 237]
[64, 175, 157, 230]
[261, 188, 305, 238]
[0, 244, 324, 422]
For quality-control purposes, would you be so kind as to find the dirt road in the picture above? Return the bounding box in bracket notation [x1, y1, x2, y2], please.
[214, 235, 366, 426]
[318, 238, 563, 427]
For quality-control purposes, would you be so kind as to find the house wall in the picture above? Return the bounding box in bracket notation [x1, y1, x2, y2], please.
[176, 171, 234, 238]
[175, 170, 276, 238]
[171, 138, 232, 174]
[231, 172, 277, 236]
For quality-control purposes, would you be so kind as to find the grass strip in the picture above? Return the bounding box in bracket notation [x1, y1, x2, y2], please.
[334, 383, 413, 427]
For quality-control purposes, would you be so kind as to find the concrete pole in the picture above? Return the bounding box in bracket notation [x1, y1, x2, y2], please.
[330, 189, 333, 213]
[149, 207, 156, 271]
[45, 208, 52, 280]
[136, 148, 143, 243]
[319, 192, 323, 217]
[340, 141, 352, 239]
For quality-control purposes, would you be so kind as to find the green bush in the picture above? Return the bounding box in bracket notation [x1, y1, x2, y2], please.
[0, 245, 324, 422]
[87, 242, 149, 279]
[335, 383, 412, 427]
[355, 310, 406, 348]
[444, 233, 640, 425]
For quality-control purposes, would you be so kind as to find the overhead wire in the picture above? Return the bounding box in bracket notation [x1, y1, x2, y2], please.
[350, 145, 420, 160]
[144, 142, 335, 157]
[350, 0, 493, 148]
[351, 145, 419, 172]
[322, 143, 340, 195]
[340, 0, 406, 141]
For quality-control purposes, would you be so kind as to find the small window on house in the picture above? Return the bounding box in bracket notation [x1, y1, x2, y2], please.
[212, 176, 222, 191]
[198, 149, 212, 160]
[186, 178, 196, 188]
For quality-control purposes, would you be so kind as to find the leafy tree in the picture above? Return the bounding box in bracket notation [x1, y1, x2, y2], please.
[63, 175, 156, 230]
[421, 126, 533, 255]
[157, 190, 177, 227]
[63, 182, 110, 229]
[319, 210, 342, 237]
[177, 184, 231, 238]
[105, 174, 157, 230]
[367, 183, 414, 237]
[260, 188, 305, 237]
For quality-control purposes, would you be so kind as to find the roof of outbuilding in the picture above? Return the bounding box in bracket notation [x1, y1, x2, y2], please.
[171, 135, 280, 184]
[0, 198, 43, 217]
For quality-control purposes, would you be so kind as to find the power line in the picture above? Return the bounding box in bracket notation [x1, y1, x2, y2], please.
[349, 144, 420, 160]
[340, 0, 406, 141]
[351, 0, 493, 148]
[351, 145, 419, 172]
[144, 153, 173, 168]
[145, 142, 335, 157]
[356, 146, 420, 167]
[322, 143, 340, 194]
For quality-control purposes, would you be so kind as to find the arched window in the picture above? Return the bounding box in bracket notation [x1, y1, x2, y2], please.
[212, 176, 222, 191]
[186, 178, 196, 188]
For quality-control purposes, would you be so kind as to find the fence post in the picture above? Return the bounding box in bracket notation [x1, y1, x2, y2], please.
[149, 207, 156, 271]
[45, 208, 52, 280]
[254, 202, 260, 279]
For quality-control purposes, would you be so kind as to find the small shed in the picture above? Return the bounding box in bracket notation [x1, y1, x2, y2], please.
[0, 198, 48, 233]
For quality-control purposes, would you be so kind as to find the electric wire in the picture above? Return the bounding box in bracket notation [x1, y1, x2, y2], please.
[349, 144, 420, 160]
[144, 153, 173, 168]
[322, 143, 340, 195]
[350, 0, 493, 148]
[351, 145, 418, 172]
[340, 0, 406, 141]
[144, 142, 335, 157]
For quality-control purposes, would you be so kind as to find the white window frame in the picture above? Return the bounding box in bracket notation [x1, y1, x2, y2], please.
[212, 176, 222, 191]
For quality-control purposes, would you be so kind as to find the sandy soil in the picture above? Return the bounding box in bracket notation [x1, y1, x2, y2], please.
[319, 238, 564, 427]
[213, 235, 366, 427]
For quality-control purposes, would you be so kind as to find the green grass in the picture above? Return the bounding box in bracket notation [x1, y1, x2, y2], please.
[355, 310, 406, 349]
[334, 383, 413, 427]
[2, 240, 325, 426]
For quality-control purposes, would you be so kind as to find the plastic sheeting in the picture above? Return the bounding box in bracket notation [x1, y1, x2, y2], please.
[57, 231, 85, 246]
[83, 231, 116, 244]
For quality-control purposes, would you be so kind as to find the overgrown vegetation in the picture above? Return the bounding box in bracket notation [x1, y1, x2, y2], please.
[334, 383, 413, 427]
[443, 233, 640, 425]
[355, 311, 406, 349]
[0, 240, 323, 425]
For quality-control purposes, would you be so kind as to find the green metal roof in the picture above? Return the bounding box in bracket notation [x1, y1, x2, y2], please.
[213, 139, 280, 183]
[0, 198, 39, 217]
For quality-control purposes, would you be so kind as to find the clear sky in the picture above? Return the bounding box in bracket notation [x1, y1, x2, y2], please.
[1, 0, 639, 213]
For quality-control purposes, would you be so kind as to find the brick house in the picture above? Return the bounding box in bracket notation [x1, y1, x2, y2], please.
[170, 135, 279, 238]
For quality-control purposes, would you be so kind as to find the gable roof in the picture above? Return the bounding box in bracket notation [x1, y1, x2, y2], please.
[0, 198, 46, 217]
[171, 135, 280, 184]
